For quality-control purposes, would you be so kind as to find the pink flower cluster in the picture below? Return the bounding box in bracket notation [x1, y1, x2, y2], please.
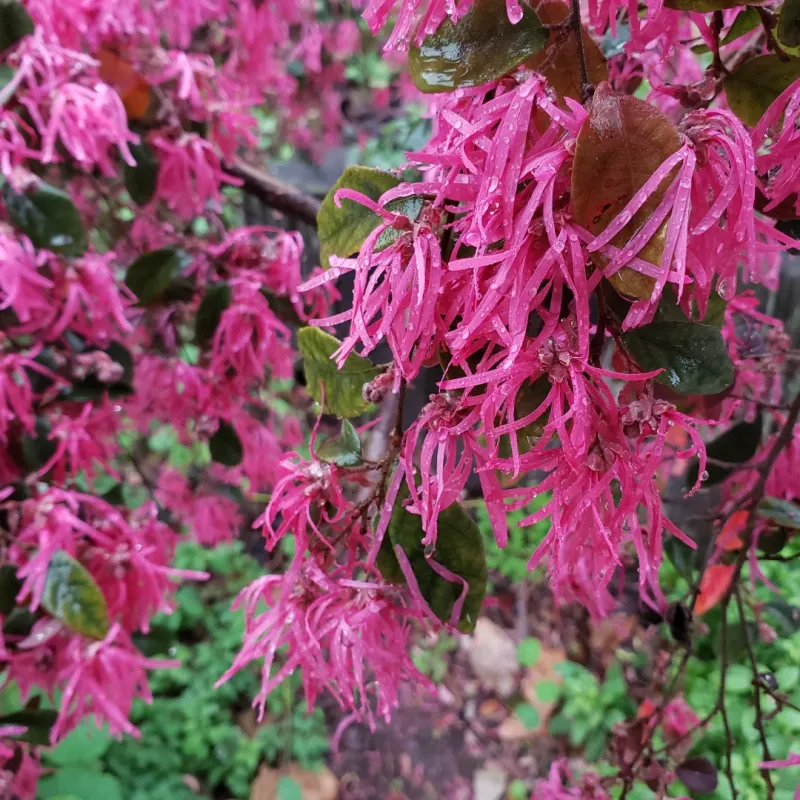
[0, 1, 340, 793]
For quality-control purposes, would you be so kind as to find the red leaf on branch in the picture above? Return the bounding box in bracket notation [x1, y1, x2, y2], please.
[695, 564, 736, 616]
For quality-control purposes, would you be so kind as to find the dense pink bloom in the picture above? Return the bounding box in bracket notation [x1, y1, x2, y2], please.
[47, 252, 134, 344]
[753, 78, 800, 218]
[209, 278, 294, 386]
[51, 624, 177, 740]
[217, 557, 428, 728]
[152, 134, 239, 219]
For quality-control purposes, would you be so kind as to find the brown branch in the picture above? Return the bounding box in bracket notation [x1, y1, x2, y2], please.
[735, 587, 776, 798]
[226, 157, 322, 226]
[719, 606, 738, 798]
[568, 0, 593, 104]
[756, 7, 791, 62]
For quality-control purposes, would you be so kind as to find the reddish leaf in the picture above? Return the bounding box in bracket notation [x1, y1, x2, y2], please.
[695, 563, 736, 616]
[719, 509, 747, 552]
[527, 0, 608, 106]
[97, 49, 152, 121]
[571, 82, 681, 299]
[636, 698, 657, 720]
[676, 756, 718, 793]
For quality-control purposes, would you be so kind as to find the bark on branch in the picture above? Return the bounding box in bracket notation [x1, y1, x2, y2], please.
[227, 157, 322, 226]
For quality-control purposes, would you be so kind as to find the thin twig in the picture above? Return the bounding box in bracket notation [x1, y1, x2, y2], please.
[756, 7, 791, 62]
[719, 604, 738, 798]
[226, 157, 322, 225]
[568, 0, 593, 103]
[735, 587, 776, 798]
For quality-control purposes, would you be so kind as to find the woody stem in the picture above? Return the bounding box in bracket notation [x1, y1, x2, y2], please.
[569, 0, 593, 104]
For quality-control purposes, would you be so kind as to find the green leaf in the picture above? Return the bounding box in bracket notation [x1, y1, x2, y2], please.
[209, 421, 243, 467]
[408, 0, 548, 92]
[652, 286, 727, 328]
[124, 141, 159, 206]
[317, 165, 405, 268]
[378, 483, 487, 632]
[2, 180, 87, 256]
[37, 768, 123, 800]
[2, 608, 35, 637]
[515, 702, 541, 730]
[0, 1, 34, 52]
[298, 326, 381, 418]
[124, 247, 191, 305]
[583, 728, 607, 762]
[41, 550, 110, 640]
[0, 564, 21, 615]
[517, 637, 542, 667]
[666, 0, 761, 9]
[316, 419, 363, 467]
[725, 664, 752, 693]
[686, 415, 762, 488]
[277, 777, 303, 800]
[621, 321, 734, 395]
[195, 282, 232, 347]
[21, 416, 57, 473]
[724, 54, 800, 127]
[536, 681, 561, 703]
[46, 720, 112, 766]
[0, 709, 57, 746]
[758, 496, 800, 530]
[779, 0, 800, 47]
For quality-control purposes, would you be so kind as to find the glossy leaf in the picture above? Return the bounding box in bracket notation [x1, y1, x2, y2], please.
[41, 551, 110, 640]
[298, 327, 381, 418]
[124, 247, 191, 305]
[758, 496, 800, 530]
[317, 166, 398, 268]
[686, 415, 762, 488]
[21, 416, 57, 473]
[572, 83, 681, 300]
[2, 180, 87, 257]
[316, 419, 363, 467]
[195, 282, 232, 347]
[378, 484, 487, 632]
[676, 756, 718, 794]
[317, 166, 422, 268]
[0, 563, 21, 615]
[209, 421, 243, 467]
[695, 563, 735, 616]
[408, 0, 548, 92]
[621, 321, 734, 395]
[0, 1, 34, 52]
[124, 141, 159, 206]
[724, 55, 800, 127]
[526, 0, 608, 105]
[0, 709, 58, 746]
[779, 0, 800, 45]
